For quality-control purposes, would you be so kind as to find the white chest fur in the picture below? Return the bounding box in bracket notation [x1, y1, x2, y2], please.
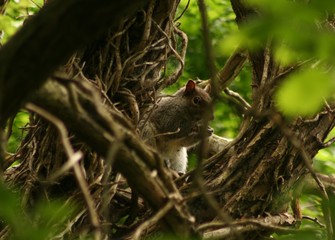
[160, 144, 188, 174]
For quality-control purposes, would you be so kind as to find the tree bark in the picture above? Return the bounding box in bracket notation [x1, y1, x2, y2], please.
[0, 0, 149, 126]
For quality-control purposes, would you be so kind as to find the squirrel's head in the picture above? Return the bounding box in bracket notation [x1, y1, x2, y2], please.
[178, 80, 213, 121]
[151, 80, 214, 147]
[174, 80, 214, 145]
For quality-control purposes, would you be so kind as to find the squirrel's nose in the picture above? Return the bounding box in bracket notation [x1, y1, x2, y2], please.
[207, 126, 214, 136]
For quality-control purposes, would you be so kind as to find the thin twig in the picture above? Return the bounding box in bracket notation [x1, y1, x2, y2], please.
[202, 218, 317, 239]
[139, 0, 155, 50]
[199, 214, 296, 232]
[193, 177, 243, 240]
[174, 0, 190, 21]
[101, 143, 122, 237]
[132, 200, 175, 240]
[260, 39, 272, 87]
[192, 3, 239, 238]
[49, 151, 83, 181]
[224, 87, 251, 111]
[322, 136, 335, 148]
[152, 20, 184, 71]
[25, 103, 102, 240]
[163, 25, 188, 86]
[302, 216, 326, 228]
[215, 51, 247, 92]
[5, 115, 14, 141]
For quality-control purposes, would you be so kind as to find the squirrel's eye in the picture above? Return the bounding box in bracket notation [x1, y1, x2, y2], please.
[193, 96, 202, 105]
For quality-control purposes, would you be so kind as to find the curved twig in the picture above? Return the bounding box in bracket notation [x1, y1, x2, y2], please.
[25, 103, 102, 240]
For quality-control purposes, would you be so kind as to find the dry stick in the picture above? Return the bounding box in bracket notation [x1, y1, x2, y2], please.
[152, 20, 184, 70]
[132, 200, 175, 240]
[256, 42, 272, 112]
[118, 88, 140, 124]
[49, 151, 83, 180]
[101, 143, 122, 238]
[106, 20, 128, 93]
[224, 88, 251, 111]
[163, 25, 188, 86]
[322, 136, 335, 148]
[177, 68, 250, 226]
[176, 122, 248, 185]
[260, 39, 272, 87]
[198, 213, 296, 232]
[25, 103, 102, 240]
[194, 1, 244, 240]
[55, 208, 87, 239]
[202, 218, 315, 239]
[140, 0, 155, 50]
[112, 29, 123, 92]
[215, 51, 247, 90]
[302, 216, 326, 228]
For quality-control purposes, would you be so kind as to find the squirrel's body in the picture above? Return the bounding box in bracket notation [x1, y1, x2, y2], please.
[139, 80, 213, 174]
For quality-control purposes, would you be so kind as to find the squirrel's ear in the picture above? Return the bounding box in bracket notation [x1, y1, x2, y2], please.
[204, 84, 211, 94]
[185, 80, 196, 94]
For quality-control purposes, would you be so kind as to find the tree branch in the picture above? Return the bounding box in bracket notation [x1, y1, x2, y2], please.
[201, 214, 298, 239]
[28, 76, 196, 237]
[0, 0, 150, 126]
[25, 103, 101, 240]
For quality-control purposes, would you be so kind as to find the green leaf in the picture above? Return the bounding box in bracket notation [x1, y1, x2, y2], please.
[274, 45, 297, 66]
[275, 69, 333, 117]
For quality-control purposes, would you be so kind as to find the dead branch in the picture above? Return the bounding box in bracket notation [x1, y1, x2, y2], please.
[28, 76, 196, 237]
[201, 214, 302, 239]
[25, 103, 101, 240]
[215, 51, 248, 92]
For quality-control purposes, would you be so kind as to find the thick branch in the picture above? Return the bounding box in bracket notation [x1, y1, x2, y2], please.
[0, 0, 149, 126]
[29, 77, 195, 237]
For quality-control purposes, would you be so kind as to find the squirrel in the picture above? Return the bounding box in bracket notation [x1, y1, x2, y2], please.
[139, 80, 213, 174]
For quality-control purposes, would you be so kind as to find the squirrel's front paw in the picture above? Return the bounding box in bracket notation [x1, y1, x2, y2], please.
[169, 169, 184, 179]
[190, 124, 214, 137]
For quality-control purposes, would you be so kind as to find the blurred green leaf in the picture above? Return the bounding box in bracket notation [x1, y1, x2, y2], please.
[0, 0, 43, 43]
[0, 183, 75, 240]
[314, 147, 335, 174]
[275, 69, 333, 117]
[0, 184, 22, 225]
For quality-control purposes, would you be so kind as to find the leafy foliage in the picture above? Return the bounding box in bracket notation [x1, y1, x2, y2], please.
[275, 69, 333, 117]
[0, 183, 76, 240]
[0, 0, 42, 44]
[222, 0, 335, 117]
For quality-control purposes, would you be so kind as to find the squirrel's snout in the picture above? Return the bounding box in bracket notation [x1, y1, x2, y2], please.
[207, 126, 214, 136]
